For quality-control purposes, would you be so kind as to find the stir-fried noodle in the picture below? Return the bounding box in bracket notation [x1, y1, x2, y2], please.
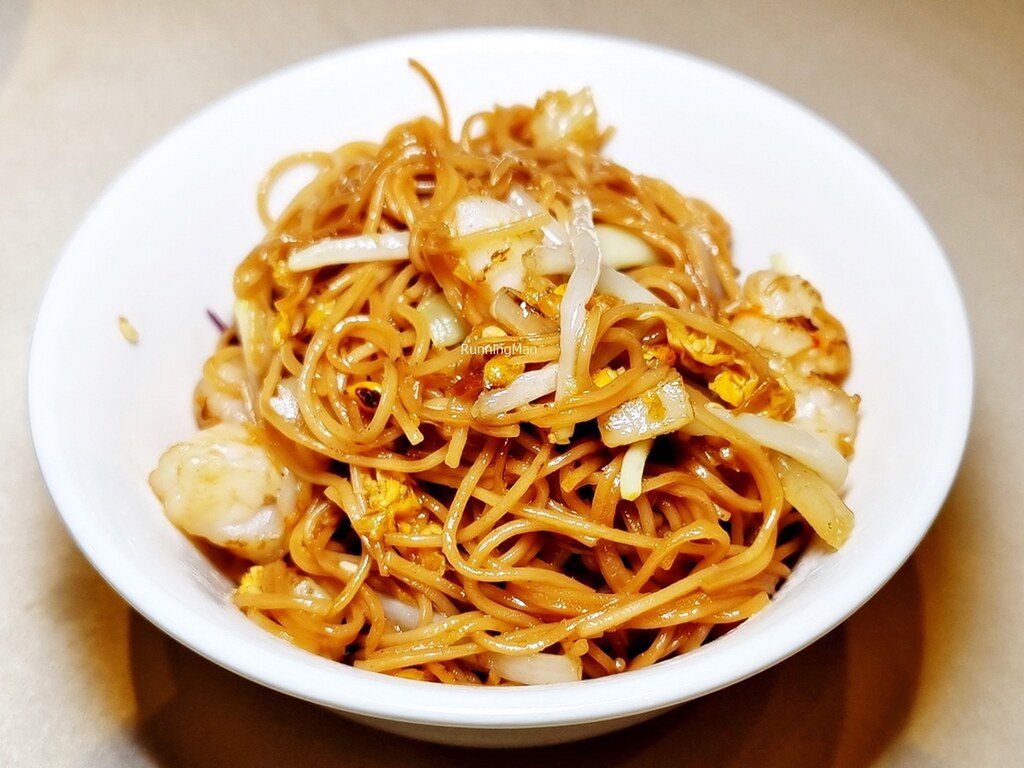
[151, 69, 859, 685]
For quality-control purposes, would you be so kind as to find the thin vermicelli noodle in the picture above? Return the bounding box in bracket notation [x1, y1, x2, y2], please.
[150, 68, 860, 685]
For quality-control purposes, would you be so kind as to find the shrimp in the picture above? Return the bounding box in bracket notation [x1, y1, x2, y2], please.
[728, 270, 859, 456]
[149, 421, 300, 563]
[781, 360, 860, 456]
[728, 270, 850, 381]
[194, 346, 255, 427]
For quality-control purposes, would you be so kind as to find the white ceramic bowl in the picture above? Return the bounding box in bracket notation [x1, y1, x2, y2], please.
[28, 29, 972, 747]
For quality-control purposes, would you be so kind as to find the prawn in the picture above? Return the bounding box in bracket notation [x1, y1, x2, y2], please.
[728, 270, 860, 456]
[149, 421, 300, 563]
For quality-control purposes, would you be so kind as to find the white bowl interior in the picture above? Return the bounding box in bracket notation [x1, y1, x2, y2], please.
[28, 29, 971, 744]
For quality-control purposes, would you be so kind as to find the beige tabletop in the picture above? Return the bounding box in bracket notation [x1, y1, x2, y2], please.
[2, 1, 1021, 766]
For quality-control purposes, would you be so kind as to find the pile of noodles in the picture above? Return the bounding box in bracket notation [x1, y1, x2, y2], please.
[180, 67, 856, 685]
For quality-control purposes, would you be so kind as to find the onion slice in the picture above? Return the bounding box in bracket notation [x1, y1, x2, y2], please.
[472, 364, 558, 418]
[708, 404, 848, 490]
[490, 289, 558, 336]
[419, 293, 469, 348]
[506, 185, 569, 248]
[377, 593, 423, 631]
[556, 197, 602, 401]
[594, 224, 659, 269]
[525, 244, 574, 275]
[598, 371, 693, 447]
[771, 453, 854, 548]
[482, 651, 582, 685]
[287, 232, 411, 271]
[596, 265, 663, 306]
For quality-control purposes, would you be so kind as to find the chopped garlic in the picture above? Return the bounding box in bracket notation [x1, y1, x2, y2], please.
[117, 316, 139, 344]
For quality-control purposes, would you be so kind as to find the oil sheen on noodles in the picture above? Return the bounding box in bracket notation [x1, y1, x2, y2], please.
[149, 64, 860, 686]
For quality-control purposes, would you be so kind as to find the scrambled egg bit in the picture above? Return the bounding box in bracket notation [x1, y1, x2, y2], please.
[642, 344, 677, 368]
[483, 355, 526, 389]
[667, 327, 732, 367]
[592, 366, 623, 388]
[352, 473, 423, 541]
[709, 369, 758, 407]
[237, 564, 265, 595]
[354, 473, 447, 574]
[304, 296, 336, 333]
[665, 328, 769, 411]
